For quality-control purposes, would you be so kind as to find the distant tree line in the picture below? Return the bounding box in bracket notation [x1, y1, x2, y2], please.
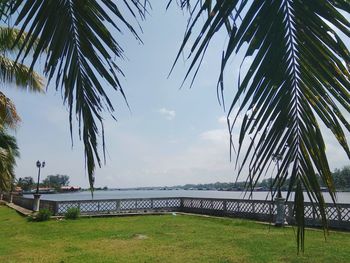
[16, 174, 70, 191]
[328, 166, 350, 190]
[177, 166, 350, 191]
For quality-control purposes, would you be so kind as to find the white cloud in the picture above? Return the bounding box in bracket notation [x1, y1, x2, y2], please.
[199, 129, 229, 143]
[158, 108, 176, 120]
[218, 116, 227, 125]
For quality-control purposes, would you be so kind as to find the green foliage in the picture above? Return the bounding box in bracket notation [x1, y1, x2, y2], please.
[1, 0, 349, 252]
[332, 166, 350, 190]
[171, 0, 350, 251]
[0, 25, 44, 192]
[33, 209, 52, 222]
[0, 129, 19, 191]
[7, 0, 150, 190]
[64, 207, 80, 220]
[0, 26, 44, 130]
[42, 174, 70, 190]
[17, 176, 34, 191]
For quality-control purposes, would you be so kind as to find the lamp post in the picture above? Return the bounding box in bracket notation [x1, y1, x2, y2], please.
[35, 160, 45, 194]
[272, 153, 285, 226]
[33, 160, 45, 212]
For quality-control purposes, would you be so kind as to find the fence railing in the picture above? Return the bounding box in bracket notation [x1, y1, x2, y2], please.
[1, 194, 349, 230]
[180, 198, 350, 230]
[54, 197, 181, 215]
[181, 198, 275, 222]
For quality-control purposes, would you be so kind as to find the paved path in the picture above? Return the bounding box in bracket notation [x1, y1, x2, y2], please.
[1, 201, 33, 216]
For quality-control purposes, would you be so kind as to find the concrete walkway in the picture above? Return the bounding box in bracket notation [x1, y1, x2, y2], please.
[1, 201, 33, 216]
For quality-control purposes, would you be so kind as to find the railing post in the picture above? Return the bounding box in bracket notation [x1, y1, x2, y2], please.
[337, 206, 342, 222]
[54, 202, 59, 216]
[32, 194, 41, 212]
[116, 200, 120, 212]
[275, 197, 286, 227]
[287, 203, 293, 223]
[223, 200, 227, 213]
[9, 192, 13, 203]
[180, 198, 184, 211]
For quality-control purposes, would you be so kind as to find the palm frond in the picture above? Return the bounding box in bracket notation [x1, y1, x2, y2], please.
[9, 0, 149, 189]
[0, 128, 19, 191]
[0, 26, 40, 53]
[0, 91, 20, 129]
[172, 0, 350, 251]
[0, 0, 13, 22]
[0, 25, 44, 128]
[0, 55, 44, 92]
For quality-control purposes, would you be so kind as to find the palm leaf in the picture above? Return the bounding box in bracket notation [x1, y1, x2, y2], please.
[0, 17, 44, 188]
[0, 0, 13, 21]
[0, 91, 20, 129]
[0, 128, 19, 191]
[0, 26, 44, 129]
[8, 0, 149, 189]
[0, 55, 44, 92]
[0, 26, 41, 54]
[172, 0, 350, 251]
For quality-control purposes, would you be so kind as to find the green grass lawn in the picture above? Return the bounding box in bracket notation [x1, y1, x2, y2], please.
[0, 205, 349, 263]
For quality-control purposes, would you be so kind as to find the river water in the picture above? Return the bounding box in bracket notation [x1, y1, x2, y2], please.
[24, 190, 350, 204]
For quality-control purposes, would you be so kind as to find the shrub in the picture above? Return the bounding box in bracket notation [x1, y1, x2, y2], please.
[27, 215, 34, 222]
[64, 207, 80, 220]
[34, 209, 52, 222]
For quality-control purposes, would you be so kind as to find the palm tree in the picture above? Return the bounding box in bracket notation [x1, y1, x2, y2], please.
[3, 0, 349, 251]
[0, 91, 19, 129]
[0, 26, 44, 128]
[0, 129, 19, 191]
[0, 25, 44, 190]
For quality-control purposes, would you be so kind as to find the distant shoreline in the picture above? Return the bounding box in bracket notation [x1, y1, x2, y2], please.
[80, 188, 350, 193]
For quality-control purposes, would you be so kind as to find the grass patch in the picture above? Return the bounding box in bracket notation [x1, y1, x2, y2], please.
[0, 205, 349, 262]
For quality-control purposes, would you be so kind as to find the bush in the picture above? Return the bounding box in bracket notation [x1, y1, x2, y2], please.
[27, 215, 34, 222]
[33, 209, 52, 222]
[64, 207, 80, 220]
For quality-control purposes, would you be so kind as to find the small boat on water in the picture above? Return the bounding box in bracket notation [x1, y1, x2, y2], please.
[59, 186, 81, 192]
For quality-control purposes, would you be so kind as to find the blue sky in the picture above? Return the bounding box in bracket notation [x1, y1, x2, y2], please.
[4, 2, 350, 188]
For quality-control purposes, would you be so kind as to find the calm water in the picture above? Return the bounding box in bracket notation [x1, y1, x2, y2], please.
[24, 190, 350, 203]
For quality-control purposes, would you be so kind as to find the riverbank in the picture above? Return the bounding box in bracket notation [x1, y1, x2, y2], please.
[1, 205, 349, 262]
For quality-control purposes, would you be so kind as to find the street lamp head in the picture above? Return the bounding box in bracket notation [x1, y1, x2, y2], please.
[36, 160, 46, 168]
